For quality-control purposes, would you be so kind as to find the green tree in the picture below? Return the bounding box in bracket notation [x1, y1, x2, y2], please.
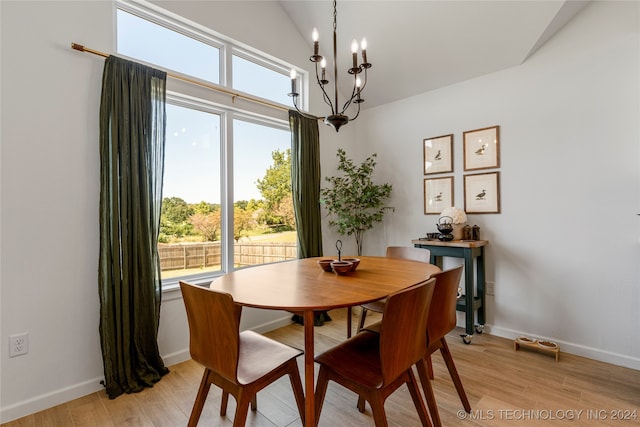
[234, 206, 256, 241]
[256, 148, 295, 230]
[160, 197, 194, 240]
[162, 197, 193, 223]
[320, 149, 393, 255]
[193, 200, 215, 214]
[189, 210, 221, 241]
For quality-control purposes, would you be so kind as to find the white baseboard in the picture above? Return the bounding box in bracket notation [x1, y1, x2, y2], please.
[486, 324, 640, 371]
[0, 377, 104, 424]
[250, 314, 294, 334]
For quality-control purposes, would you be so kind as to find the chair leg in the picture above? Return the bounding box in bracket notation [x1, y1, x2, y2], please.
[439, 338, 471, 412]
[251, 395, 257, 411]
[415, 358, 441, 427]
[407, 369, 433, 427]
[357, 307, 369, 331]
[357, 396, 366, 413]
[314, 368, 331, 426]
[232, 391, 252, 427]
[220, 391, 229, 416]
[368, 394, 389, 427]
[287, 362, 306, 424]
[427, 354, 434, 379]
[189, 370, 213, 427]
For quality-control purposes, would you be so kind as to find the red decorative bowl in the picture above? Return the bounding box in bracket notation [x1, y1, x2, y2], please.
[341, 258, 360, 272]
[331, 261, 353, 275]
[317, 259, 334, 272]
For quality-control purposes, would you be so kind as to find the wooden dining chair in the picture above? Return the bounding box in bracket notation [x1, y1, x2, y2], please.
[361, 266, 470, 427]
[179, 281, 306, 427]
[356, 246, 431, 332]
[314, 278, 436, 427]
[414, 265, 471, 426]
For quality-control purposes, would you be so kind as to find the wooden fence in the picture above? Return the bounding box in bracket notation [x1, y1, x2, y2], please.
[158, 241, 297, 271]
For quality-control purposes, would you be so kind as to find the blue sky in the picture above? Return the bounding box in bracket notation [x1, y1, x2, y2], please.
[117, 9, 292, 204]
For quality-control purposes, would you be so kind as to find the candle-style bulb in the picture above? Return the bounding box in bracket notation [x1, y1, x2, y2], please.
[356, 77, 362, 89]
[351, 39, 358, 68]
[289, 69, 297, 94]
[361, 37, 368, 64]
[320, 58, 327, 81]
[312, 28, 319, 56]
[351, 39, 358, 53]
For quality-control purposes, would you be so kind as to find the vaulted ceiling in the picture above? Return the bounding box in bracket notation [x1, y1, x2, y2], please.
[279, 0, 590, 109]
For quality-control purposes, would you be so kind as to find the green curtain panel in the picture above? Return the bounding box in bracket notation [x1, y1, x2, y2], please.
[98, 55, 169, 399]
[289, 110, 323, 258]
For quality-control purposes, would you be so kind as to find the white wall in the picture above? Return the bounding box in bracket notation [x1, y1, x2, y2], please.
[1, 0, 638, 423]
[356, 1, 640, 368]
[0, 0, 336, 422]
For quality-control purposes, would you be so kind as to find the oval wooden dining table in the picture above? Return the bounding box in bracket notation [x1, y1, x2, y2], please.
[209, 255, 440, 427]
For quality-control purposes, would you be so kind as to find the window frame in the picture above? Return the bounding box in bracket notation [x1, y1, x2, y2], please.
[115, 0, 301, 291]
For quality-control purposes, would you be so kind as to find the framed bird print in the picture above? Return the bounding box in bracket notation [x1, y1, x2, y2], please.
[464, 172, 500, 214]
[424, 176, 453, 214]
[463, 125, 499, 171]
[423, 134, 453, 175]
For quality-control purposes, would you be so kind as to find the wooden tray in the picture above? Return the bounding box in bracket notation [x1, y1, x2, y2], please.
[514, 336, 560, 361]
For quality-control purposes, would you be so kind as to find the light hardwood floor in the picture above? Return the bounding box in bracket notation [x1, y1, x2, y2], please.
[3, 308, 639, 426]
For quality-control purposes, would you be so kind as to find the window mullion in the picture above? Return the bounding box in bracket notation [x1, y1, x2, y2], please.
[222, 113, 234, 273]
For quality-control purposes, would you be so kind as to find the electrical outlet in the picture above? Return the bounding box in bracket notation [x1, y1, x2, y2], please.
[9, 333, 29, 357]
[486, 281, 495, 296]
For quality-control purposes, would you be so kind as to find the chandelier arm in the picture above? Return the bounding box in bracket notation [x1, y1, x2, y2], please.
[349, 99, 362, 121]
[358, 67, 369, 91]
[339, 75, 360, 113]
[292, 96, 322, 120]
[314, 62, 336, 114]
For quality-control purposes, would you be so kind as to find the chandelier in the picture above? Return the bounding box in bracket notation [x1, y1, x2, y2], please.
[288, 0, 371, 132]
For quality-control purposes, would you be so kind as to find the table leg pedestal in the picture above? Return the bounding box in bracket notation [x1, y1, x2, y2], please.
[303, 310, 316, 427]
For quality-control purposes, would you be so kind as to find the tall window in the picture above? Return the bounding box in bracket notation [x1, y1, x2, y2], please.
[116, 1, 301, 288]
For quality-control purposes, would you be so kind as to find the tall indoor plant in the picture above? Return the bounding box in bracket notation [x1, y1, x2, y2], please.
[320, 149, 393, 256]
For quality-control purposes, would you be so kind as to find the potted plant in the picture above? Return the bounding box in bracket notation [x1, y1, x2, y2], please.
[320, 149, 393, 256]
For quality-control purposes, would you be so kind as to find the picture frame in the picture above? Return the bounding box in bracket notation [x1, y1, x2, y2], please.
[423, 134, 453, 175]
[463, 125, 500, 171]
[464, 172, 500, 214]
[424, 176, 453, 214]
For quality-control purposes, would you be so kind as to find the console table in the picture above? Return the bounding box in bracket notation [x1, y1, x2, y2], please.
[412, 239, 488, 344]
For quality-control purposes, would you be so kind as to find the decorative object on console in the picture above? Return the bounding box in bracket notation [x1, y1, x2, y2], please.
[288, 0, 371, 132]
[436, 216, 454, 241]
[439, 206, 467, 240]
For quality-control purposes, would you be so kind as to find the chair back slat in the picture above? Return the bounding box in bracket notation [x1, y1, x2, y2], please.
[180, 281, 240, 383]
[379, 278, 435, 384]
[428, 265, 464, 344]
